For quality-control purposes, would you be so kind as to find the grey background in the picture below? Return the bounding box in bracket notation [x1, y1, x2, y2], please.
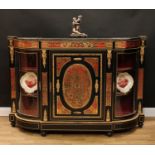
[0, 9, 154, 107]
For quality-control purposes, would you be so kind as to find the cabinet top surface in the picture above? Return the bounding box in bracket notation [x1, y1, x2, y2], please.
[8, 36, 146, 40]
[8, 36, 146, 50]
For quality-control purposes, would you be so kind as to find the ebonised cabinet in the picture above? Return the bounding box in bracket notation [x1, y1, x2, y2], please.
[8, 36, 146, 136]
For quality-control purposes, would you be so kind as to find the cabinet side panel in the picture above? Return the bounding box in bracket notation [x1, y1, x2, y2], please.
[10, 68, 16, 99]
[106, 73, 112, 106]
[42, 72, 48, 105]
[137, 68, 144, 99]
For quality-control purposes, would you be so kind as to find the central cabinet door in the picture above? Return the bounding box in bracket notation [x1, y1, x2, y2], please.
[49, 51, 105, 121]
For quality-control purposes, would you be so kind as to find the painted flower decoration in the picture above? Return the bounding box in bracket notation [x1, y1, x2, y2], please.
[117, 72, 134, 94]
[20, 72, 37, 94]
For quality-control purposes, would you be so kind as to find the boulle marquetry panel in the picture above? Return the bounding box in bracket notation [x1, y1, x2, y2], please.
[8, 36, 146, 136]
[49, 52, 104, 120]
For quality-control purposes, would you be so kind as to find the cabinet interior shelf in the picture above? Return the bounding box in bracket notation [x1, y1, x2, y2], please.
[19, 67, 38, 73]
[116, 91, 129, 96]
[21, 92, 38, 98]
[117, 67, 133, 72]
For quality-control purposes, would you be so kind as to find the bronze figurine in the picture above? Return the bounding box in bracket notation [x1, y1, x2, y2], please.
[70, 15, 87, 37]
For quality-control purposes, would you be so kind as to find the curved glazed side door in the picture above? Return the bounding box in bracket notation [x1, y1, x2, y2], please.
[113, 49, 139, 120]
[15, 50, 41, 118]
[49, 50, 106, 121]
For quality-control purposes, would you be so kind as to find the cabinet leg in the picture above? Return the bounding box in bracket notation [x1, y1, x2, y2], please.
[138, 122, 144, 128]
[11, 121, 16, 127]
[107, 131, 113, 137]
[138, 115, 144, 128]
[41, 131, 47, 137]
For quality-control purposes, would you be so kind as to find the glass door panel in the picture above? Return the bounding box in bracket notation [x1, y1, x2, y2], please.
[114, 52, 138, 118]
[16, 51, 40, 117]
[19, 53, 38, 72]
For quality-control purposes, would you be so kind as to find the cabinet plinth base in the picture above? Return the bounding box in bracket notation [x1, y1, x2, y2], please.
[9, 113, 144, 136]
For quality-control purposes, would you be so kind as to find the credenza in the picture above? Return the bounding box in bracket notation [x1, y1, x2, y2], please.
[8, 36, 146, 136]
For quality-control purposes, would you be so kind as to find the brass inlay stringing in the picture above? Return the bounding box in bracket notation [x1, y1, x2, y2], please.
[140, 40, 145, 64]
[138, 101, 143, 114]
[107, 49, 112, 68]
[43, 108, 48, 121]
[42, 49, 47, 68]
[106, 109, 110, 122]
[56, 79, 60, 93]
[12, 101, 16, 113]
[95, 79, 99, 93]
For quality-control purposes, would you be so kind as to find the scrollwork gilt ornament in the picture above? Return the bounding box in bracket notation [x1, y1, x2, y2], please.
[138, 101, 143, 114]
[56, 79, 60, 93]
[42, 49, 47, 68]
[140, 46, 144, 64]
[95, 79, 99, 93]
[43, 108, 48, 121]
[10, 46, 14, 64]
[12, 101, 16, 113]
[107, 49, 112, 68]
[106, 109, 110, 122]
[140, 39, 145, 64]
